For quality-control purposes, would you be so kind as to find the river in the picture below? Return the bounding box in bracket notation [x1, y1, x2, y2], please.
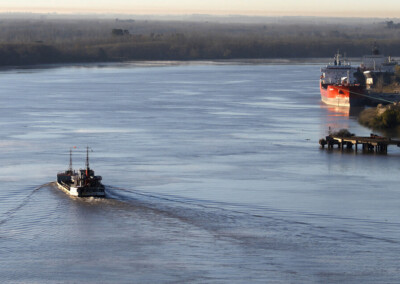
[0, 62, 399, 283]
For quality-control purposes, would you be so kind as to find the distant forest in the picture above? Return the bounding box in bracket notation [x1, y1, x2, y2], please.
[0, 16, 400, 66]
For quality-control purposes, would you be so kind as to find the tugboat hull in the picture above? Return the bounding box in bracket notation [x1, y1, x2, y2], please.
[57, 182, 105, 197]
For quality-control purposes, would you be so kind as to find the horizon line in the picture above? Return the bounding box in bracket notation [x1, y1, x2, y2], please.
[0, 7, 399, 19]
[0, 10, 398, 19]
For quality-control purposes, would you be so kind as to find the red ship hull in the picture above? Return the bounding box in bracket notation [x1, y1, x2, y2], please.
[320, 82, 366, 107]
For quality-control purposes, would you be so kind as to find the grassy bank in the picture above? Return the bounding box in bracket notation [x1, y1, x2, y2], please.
[359, 103, 400, 129]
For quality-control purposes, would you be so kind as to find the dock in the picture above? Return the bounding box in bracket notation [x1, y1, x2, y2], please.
[319, 134, 400, 153]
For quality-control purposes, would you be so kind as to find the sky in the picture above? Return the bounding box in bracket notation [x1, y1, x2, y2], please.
[0, 0, 399, 18]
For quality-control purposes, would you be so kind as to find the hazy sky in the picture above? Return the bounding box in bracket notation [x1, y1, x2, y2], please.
[1, 0, 399, 17]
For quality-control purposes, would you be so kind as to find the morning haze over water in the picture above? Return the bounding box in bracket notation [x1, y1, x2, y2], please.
[1, 1, 400, 283]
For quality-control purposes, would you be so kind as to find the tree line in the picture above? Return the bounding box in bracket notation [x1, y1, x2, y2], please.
[0, 17, 399, 66]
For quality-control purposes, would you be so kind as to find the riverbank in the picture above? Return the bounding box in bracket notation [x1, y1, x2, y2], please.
[0, 42, 359, 67]
[359, 102, 400, 129]
[0, 58, 339, 72]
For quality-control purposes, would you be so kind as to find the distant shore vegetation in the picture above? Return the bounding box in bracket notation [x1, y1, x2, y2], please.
[1, 16, 400, 66]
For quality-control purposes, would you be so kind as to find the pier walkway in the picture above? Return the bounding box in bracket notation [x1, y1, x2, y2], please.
[319, 134, 400, 153]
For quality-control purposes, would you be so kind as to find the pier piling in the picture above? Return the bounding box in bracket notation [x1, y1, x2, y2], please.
[319, 134, 399, 154]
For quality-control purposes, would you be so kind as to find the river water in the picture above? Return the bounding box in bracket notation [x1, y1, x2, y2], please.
[0, 62, 399, 283]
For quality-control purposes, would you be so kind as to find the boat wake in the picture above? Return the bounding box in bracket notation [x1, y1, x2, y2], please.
[104, 185, 252, 235]
[0, 182, 53, 226]
[104, 185, 400, 247]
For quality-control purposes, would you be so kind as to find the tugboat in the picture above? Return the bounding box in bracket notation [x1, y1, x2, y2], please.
[57, 147, 105, 197]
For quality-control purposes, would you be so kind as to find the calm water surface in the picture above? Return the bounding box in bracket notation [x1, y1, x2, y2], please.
[1, 62, 400, 283]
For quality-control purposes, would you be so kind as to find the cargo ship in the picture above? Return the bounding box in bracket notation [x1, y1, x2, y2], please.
[320, 52, 366, 107]
[361, 44, 397, 73]
[57, 147, 105, 197]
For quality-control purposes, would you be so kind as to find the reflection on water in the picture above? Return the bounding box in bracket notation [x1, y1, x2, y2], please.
[321, 103, 365, 118]
[326, 105, 351, 117]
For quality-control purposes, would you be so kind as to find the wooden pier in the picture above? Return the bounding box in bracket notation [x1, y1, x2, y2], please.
[319, 134, 400, 153]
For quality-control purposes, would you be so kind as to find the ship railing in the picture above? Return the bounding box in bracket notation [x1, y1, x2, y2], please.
[326, 62, 352, 67]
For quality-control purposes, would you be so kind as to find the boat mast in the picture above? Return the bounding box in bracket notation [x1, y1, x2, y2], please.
[86, 146, 90, 170]
[85, 146, 90, 179]
[69, 148, 73, 172]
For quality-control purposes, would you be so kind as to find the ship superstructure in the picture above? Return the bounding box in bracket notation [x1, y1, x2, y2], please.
[361, 44, 397, 73]
[57, 147, 105, 197]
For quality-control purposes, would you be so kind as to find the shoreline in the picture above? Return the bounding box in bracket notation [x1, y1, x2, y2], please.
[0, 57, 356, 71]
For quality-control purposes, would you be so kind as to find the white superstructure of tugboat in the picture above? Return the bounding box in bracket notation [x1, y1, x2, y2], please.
[57, 147, 105, 197]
